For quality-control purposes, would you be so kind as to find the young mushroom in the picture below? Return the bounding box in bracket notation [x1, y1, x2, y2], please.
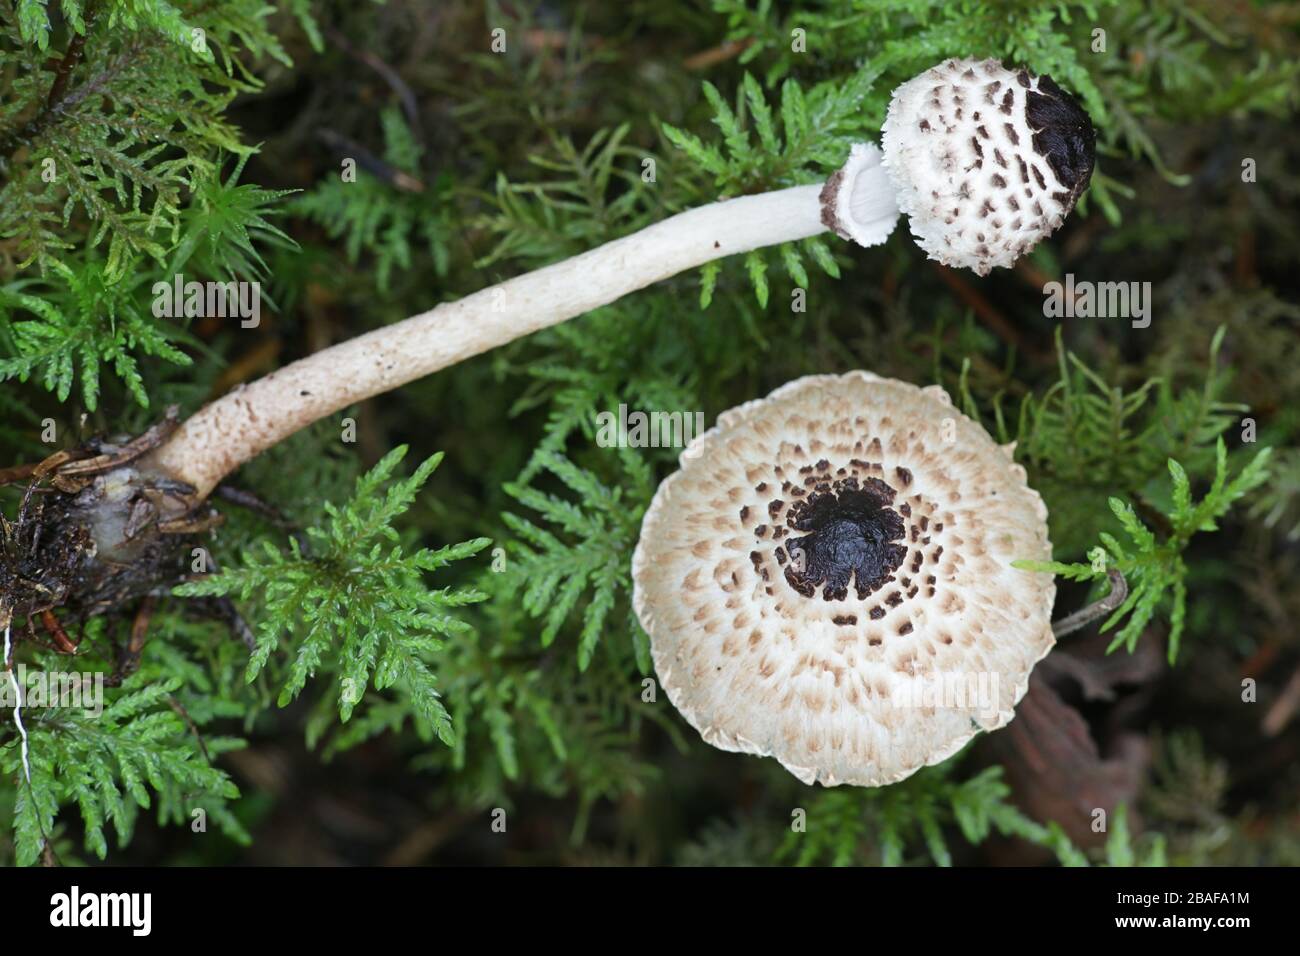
[631, 372, 1056, 787]
[142, 57, 1094, 503]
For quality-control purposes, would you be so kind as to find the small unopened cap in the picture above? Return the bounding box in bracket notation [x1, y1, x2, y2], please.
[882, 58, 1096, 275]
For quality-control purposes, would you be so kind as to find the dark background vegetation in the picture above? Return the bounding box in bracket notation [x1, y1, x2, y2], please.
[1, 0, 1298, 865]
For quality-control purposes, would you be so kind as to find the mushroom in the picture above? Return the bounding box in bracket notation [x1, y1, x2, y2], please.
[143, 58, 1093, 501]
[881, 57, 1096, 276]
[631, 371, 1056, 787]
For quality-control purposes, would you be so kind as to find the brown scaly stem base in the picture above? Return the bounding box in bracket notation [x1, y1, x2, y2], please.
[0, 408, 220, 636]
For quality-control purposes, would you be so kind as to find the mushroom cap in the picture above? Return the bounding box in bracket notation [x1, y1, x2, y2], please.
[881, 58, 1096, 276]
[632, 372, 1056, 787]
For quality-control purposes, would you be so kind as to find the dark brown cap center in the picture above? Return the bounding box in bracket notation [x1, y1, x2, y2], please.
[1024, 74, 1095, 196]
[783, 477, 907, 602]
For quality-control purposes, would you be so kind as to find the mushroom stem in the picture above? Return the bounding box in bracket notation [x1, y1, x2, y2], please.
[1050, 569, 1128, 638]
[145, 152, 898, 500]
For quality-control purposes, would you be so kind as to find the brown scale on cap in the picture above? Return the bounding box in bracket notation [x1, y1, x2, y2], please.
[633, 372, 1057, 788]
